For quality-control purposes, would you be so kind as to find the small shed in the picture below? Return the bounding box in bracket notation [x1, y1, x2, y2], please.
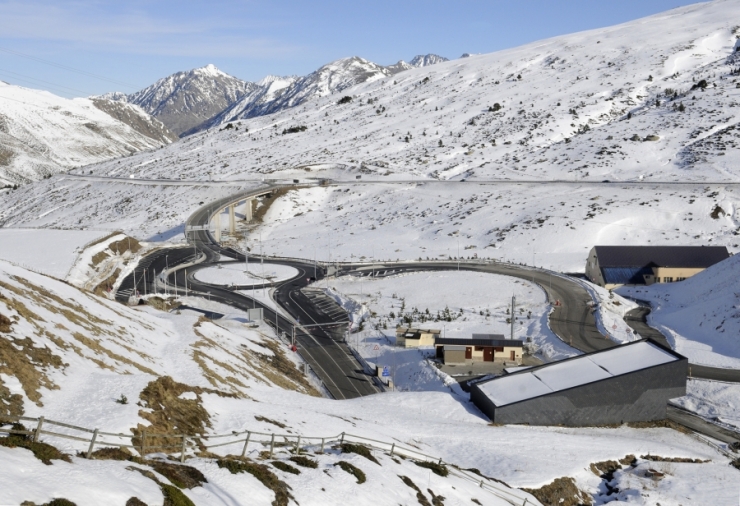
[395, 327, 440, 348]
[435, 335, 523, 364]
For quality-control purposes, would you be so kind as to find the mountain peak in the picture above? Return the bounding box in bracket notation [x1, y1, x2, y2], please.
[194, 64, 223, 77]
[409, 54, 449, 67]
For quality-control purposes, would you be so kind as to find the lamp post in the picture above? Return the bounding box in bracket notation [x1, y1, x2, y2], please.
[457, 237, 460, 271]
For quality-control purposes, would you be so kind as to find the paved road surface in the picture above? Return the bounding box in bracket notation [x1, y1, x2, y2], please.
[117, 184, 740, 405]
[667, 405, 740, 446]
[624, 306, 740, 383]
[180, 259, 378, 400]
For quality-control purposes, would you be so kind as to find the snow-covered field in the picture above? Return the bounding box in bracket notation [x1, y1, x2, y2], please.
[0, 228, 108, 278]
[618, 253, 740, 368]
[194, 262, 299, 285]
[328, 270, 575, 365]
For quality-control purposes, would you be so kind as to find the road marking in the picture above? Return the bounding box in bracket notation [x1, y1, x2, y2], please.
[287, 289, 370, 397]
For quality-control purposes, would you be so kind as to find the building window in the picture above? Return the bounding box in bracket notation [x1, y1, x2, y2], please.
[665, 277, 674, 283]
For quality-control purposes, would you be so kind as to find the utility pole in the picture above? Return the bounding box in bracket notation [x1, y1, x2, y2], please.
[185, 269, 188, 297]
[457, 237, 460, 271]
[510, 296, 516, 340]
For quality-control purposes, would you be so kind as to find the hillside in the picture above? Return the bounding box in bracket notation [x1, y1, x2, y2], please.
[3, 1, 740, 270]
[0, 83, 167, 185]
[1, 259, 734, 505]
[618, 253, 740, 368]
[91, 98, 177, 145]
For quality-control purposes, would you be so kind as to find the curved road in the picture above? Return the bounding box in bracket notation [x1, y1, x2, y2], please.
[116, 184, 740, 402]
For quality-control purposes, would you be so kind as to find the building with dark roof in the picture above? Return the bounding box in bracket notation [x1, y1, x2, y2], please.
[434, 334, 523, 364]
[470, 338, 687, 426]
[586, 245, 729, 288]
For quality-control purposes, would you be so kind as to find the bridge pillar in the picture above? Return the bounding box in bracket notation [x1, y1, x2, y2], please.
[244, 198, 253, 222]
[229, 204, 236, 234]
[214, 212, 221, 242]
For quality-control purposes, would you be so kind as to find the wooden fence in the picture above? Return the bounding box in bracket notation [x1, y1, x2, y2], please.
[1, 414, 538, 506]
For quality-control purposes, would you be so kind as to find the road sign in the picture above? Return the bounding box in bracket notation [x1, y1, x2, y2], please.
[382, 366, 390, 377]
[373, 344, 380, 350]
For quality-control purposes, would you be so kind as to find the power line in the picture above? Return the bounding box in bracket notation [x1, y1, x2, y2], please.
[0, 68, 94, 96]
[0, 47, 139, 90]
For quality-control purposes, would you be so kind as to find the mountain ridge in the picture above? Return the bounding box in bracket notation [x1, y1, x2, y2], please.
[104, 54, 449, 137]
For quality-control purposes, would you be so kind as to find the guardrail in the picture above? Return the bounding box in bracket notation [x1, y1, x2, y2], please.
[0, 414, 538, 506]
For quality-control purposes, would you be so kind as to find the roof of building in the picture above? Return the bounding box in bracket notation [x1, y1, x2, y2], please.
[397, 327, 441, 335]
[475, 339, 684, 407]
[436, 336, 522, 347]
[594, 245, 729, 269]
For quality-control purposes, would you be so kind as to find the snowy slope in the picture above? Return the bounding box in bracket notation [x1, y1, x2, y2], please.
[0, 259, 734, 506]
[103, 64, 257, 137]
[0, 83, 165, 185]
[3, 0, 737, 269]
[617, 253, 740, 368]
[91, 98, 177, 144]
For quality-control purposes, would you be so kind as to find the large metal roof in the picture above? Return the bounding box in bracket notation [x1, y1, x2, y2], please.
[594, 245, 729, 268]
[475, 339, 684, 407]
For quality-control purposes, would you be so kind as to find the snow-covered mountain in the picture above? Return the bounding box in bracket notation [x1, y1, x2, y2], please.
[0, 82, 167, 186]
[384, 54, 449, 75]
[115, 55, 449, 136]
[102, 64, 257, 137]
[205, 57, 393, 130]
[410, 54, 448, 67]
[4, 1, 740, 271]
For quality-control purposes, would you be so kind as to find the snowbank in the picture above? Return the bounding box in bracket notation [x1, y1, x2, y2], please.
[618, 254, 740, 368]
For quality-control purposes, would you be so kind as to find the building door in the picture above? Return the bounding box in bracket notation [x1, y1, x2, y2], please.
[510, 350, 516, 361]
[484, 348, 494, 362]
[465, 347, 472, 359]
[436, 346, 443, 359]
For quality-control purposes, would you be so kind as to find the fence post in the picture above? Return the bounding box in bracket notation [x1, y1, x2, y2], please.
[86, 429, 99, 459]
[181, 436, 187, 463]
[320, 438, 325, 453]
[390, 443, 395, 456]
[340, 432, 345, 444]
[295, 436, 301, 454]
[141, 430, 147, 457]
[33, 416, 45, 442]
[240, 432, 251, 459]
[269, 434, 275, 457]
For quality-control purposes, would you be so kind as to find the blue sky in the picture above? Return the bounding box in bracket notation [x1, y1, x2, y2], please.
[0, 0, 703, 97]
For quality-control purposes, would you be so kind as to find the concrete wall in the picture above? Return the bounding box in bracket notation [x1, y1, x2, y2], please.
[471, 358, 687, 426]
